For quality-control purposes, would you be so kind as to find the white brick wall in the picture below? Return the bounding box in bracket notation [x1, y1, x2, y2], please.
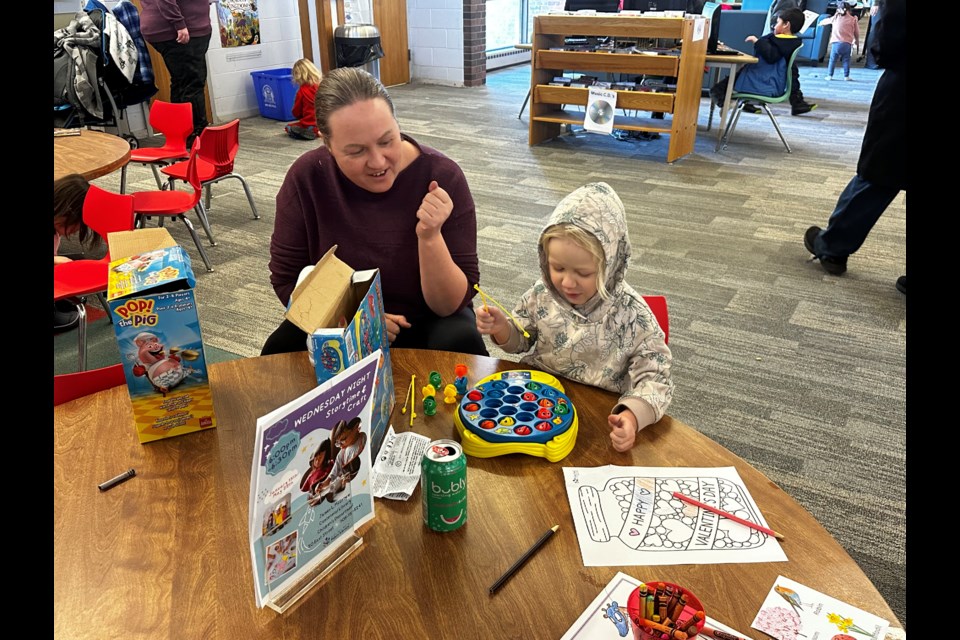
[407, 0, 464, 86]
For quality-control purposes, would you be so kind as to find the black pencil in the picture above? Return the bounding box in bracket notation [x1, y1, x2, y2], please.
[489, 525, 559, 594]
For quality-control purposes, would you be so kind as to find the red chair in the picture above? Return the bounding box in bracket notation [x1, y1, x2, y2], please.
[120, 100, 193, 194]
[161, 119, 260, 221]
[641, 295, 669, 344]
[54, 363, 127, 406]
[54, 185, 136, 371]
[131, 140, 215, 272]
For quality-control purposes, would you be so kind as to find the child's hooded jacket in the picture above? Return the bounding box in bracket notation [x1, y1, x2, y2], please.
[499, 182, 673, 425]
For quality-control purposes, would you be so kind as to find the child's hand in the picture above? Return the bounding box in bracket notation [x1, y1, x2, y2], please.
[608, 410, 639, 452]
[476, 305, 510, 343]
[384, 313, 411, 344]
[745, 35, 758, 43]
[416, 181, 453, 240]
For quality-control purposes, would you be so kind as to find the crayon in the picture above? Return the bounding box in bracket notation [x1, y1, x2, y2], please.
[699, 624, 751, 640]
[98, 468, 136, 492]
[631, 616, 688, 640]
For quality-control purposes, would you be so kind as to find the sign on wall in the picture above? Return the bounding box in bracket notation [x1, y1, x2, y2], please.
[216, 0, 261, 47]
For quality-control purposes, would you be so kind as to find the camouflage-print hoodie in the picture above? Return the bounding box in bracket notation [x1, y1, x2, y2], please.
[499, 182, 673, 427]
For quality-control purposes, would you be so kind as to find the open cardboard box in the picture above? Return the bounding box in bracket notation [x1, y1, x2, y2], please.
[286, 246, 395, 457]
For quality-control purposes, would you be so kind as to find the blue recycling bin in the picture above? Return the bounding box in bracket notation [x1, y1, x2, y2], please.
[251, 68, 298, 121]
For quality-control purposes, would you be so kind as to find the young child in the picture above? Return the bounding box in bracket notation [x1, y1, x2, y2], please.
[821, 1, 861, 81]
[53, 173, 94, 331]
[318, 417, 368, 496]
[476, 183, 673, 453]
[709, 8, 812, 115]
[300, 438, 335, 503]
[285, 58, 322, 140]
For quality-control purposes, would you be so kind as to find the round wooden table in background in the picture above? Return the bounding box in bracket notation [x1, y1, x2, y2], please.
[54, 129, 131, 182]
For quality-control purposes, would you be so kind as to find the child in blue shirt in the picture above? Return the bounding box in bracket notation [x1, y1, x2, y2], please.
[710, 8, 811, 114]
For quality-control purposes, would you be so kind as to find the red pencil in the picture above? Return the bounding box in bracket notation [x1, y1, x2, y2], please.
[672, 491, 784, 541]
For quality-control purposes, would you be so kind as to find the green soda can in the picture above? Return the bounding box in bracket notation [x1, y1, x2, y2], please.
[421, 439, 467, 532]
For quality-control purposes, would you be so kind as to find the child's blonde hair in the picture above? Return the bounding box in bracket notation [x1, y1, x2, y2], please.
[292, 58, 322, 87]
[540, 224, 610, 300]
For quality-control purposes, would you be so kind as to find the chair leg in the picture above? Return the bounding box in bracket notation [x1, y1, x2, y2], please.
[76, 302, 88, 372]
[194, 202, 217, 245]
[179, 215, 214, 272]
[760, 105, 792, 153]
[231, 175, 261, 219]
[203, 184, 212, 211]
[149, 164, 165, 190]
[518, 89, 531, 119]
[120, 165, 127, 194]
[719, 102, 746, 150]
[95, 292, 113, 323]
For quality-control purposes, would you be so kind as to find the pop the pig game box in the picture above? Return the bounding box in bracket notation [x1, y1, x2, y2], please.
[106, 229, 216, 443]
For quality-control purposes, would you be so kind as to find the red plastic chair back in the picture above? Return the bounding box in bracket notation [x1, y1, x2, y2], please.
[54, 363, 127, 406]
[641, 295, 669, 345]
[184, 139, 206, 197]
[147, 100, 194, 156]
[198, 119, 240, 178]
[83, 185, 136, 256]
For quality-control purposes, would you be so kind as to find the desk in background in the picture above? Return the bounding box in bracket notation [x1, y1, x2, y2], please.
[53, 128, 131, 182]
[54, 349, 902, 639]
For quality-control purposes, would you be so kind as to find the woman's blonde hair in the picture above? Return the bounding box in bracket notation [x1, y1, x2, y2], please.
[292, 58, 322, 87]
[540, 224, 610, 300]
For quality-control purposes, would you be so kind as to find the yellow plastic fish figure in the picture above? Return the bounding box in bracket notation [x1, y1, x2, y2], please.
[443, 384, 459, 404]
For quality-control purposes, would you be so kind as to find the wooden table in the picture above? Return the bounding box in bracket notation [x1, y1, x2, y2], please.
[53, 128, 131, 182]
[704, 52, 758, 151]
[54, 349, 902, 639]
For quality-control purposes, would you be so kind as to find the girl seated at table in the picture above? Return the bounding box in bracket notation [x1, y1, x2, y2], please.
[475, 182, 673, 453]
[53, 173, 94, 331]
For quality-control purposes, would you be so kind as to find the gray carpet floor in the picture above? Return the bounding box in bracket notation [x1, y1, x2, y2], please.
[57, 60, 906, 628]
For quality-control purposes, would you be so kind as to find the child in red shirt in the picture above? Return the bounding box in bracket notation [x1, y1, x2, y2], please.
[285, 58, 322, 140]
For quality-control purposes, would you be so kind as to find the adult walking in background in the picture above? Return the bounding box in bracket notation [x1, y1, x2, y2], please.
[804, 0, 905, 292]
[139, 0, 212, 143]
[262, 67, 488, 357]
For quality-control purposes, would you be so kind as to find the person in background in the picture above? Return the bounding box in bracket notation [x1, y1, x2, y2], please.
[285, 58, 322, 140]
[820, 1, 860, 81]
[263, 67, 488, 356]
[139, 0, 213, 144]
[761, 0, 817, 115]
[804, 0, 905, 292]
[710, 8, 805, 111]
[476, 183, 673, 453]
[53, 174, 94, 331]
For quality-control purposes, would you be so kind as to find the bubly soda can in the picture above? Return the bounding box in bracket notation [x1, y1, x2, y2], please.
[421, 439, 467, 532]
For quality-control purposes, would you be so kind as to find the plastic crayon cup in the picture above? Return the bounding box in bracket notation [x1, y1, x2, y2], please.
[627, 582, 705, 640]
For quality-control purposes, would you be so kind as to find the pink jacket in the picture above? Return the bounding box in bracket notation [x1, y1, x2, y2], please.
[823, 12, 860, 46]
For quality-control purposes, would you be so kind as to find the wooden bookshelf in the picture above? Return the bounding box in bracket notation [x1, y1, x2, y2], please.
[529, 14, 708, 163]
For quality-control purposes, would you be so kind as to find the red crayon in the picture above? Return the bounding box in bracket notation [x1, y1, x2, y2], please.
[699, 624, 751, 640]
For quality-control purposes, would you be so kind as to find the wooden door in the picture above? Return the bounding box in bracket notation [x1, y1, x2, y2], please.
[131, 0, 214, 124]
[373, 0, 410, 86]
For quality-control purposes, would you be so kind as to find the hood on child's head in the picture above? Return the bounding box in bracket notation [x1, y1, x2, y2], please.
[537, 182, 631, 304]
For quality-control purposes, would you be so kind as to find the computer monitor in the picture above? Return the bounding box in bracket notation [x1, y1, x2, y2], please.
[622, 0, 687, 11]
[564, 0, 621, 12]
[701, 1, 722, 53]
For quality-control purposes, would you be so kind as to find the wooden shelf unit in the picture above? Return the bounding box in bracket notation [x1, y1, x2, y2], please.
[529, 14, 708, 163]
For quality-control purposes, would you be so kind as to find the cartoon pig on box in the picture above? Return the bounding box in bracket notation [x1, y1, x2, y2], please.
[132, 331, 186, 394]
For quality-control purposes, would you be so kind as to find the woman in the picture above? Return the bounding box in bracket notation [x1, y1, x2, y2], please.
[262, 67, 488, 356]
